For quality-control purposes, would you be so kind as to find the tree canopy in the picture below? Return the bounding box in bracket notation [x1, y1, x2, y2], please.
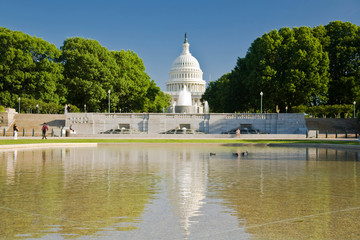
[323, 21, 360, 104]
[0, 29, 170, 113]
[202, 21, 360, 114]
[0, 27, 64, 108]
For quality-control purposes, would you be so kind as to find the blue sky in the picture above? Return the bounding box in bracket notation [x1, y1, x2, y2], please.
[1, 0, 359, 90]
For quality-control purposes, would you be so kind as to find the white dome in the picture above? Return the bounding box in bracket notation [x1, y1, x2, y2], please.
[170, 52, 200, 70]
[167, 34, 205, 85]
[165, 33, 206, 112]
[169, 37, 202, 75]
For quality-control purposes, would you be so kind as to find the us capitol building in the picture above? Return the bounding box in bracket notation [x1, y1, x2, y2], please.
[165, 34, 207, 113]
[61, 34, 307, 135]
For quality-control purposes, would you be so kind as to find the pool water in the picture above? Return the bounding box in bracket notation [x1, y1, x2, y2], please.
[1, 144, 360, 239]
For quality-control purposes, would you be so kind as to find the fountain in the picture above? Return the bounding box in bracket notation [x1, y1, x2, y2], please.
[204, 101, 209, 114]
[177, 86, 192, 106]
[175, 86, 193, 113]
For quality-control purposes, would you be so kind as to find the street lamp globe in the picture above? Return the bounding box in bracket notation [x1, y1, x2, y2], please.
[354, 101, 356, 118]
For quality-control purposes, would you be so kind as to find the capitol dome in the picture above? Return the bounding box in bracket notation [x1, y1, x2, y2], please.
[166, 33, 206, 113]
[170, 49, 200, 70]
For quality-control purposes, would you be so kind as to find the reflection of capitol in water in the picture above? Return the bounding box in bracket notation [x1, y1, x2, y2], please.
[1, 145, 360, 239]
[163, 148, 207, 236]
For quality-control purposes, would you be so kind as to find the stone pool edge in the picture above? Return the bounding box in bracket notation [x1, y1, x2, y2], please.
[0, 143, 98, 150]
[1, 142, 360, 151]
[268, 143, 360, 151]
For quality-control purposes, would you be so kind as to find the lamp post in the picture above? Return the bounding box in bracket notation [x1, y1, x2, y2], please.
[84, 104, 86, 113]
[285, 106, 288, 113]
[260, 92, 263, 114]
[108, 90, 111, 113]
[18, 97, 21, 113]
[354, 101, 356, 118]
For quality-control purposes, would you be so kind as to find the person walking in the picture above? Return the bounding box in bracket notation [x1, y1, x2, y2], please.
[13, 124, 19, 140]
[236, 128, 240, 138]
[42, 122, 49, 139]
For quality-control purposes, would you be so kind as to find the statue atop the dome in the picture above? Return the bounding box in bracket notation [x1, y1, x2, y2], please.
[184, 32, 188, 43]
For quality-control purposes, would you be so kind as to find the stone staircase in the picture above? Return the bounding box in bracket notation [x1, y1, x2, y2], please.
[305, 118, 360, 134]
[3, 114, 66, 137]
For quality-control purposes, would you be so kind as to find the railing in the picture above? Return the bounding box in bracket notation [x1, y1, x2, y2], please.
[2, 128, 60, 137]
[165, 114, 205, 119]
[224, 113, 267, 119]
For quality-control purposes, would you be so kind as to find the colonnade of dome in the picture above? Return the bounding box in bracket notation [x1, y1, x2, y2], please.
[167, 83, 205, 93]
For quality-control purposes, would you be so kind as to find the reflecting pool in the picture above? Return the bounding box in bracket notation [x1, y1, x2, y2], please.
[1, 144, 360, 239]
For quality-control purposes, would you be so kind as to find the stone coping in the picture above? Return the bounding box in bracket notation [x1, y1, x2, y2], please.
[0, 134, 358, 151]
[1, 142, 360, 152]
[0, 143, 97, 150]
[268, 142, 360, 150]
[0, 134, 308, 139]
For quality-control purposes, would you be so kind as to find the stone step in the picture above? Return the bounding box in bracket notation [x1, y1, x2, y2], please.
[3, 114, 66, 136]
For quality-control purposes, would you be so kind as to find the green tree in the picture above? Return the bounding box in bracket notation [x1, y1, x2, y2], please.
[250, 27, 329, 111]
[201, 73, 231, 112]
[323, 21, 360, 104]
[143, 80, 171, 112]
[60, 37, 117, 112]
[61, 37, 168, 113]
[112, 50, 151, 112]
[0, 27, 64, 107]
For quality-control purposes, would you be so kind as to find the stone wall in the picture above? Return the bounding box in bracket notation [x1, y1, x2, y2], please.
[66, 113, 307, 135]
[0, 108, 16, 129]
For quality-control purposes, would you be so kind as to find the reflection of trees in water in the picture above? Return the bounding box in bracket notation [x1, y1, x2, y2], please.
[1, 145, 359, 239]
[0, 147, 158, 239]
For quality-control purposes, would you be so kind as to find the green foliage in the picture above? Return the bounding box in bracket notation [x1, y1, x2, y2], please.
[241, 26, 329, 111]
[323, 21, 360, 104]
[202, 21, 359, 116]
[41, 102, 62, 114]
[201, 73, 232, 112]
[60, 37, 117, 112]
[19, 98, 64, 114]
[60, 38, 169, 113]
[292, 105, 308, 114]
[143, 80, 171, 112]
[0, 28, 169, 113]
[292, 104, 353, 118]
[0, 27, 64, 107]
[0, 106, 4, 112]
[112, 50, 151, 112]
[20, 98, 39, 113]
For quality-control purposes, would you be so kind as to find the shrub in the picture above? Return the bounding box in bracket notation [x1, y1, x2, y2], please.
[292, 104, 353, 118]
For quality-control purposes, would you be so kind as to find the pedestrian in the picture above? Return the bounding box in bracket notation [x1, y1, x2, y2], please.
[67, 104, 71, 113]
[64, 104, 68, 114]
[13, 124, 19, 140]
[42, 122, 49, 139]
[236, 128, 240, 138]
